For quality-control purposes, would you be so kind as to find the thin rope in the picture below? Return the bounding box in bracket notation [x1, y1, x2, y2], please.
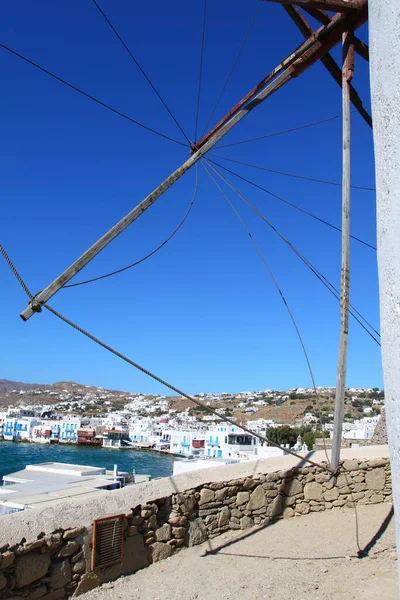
[210, 153, 376, 192]
[91, 0, 191, 145]
[200, 1, 261, 138]
[63, 167, 198, 288]
[194, 0, 207, 141]
[216, 106, 371, 149]
[202, 160, 331, 465]
[217, 113, 342, 148]
[0, 42, 187, 147]
[204, 161, 381, 345]
[209, 159, 376, 251]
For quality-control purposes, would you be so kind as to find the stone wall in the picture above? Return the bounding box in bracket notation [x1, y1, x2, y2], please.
[0, 455, 391, 599]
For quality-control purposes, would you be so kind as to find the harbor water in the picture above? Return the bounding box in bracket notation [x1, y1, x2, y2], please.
[0, 441, 175, 481]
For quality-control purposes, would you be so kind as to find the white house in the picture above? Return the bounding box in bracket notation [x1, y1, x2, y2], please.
[204, 425, 259, 459]
[3, 417, 41, 441]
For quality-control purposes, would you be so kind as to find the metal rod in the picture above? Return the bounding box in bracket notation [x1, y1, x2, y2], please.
[20, 69, 291, 321]
[331, 28, 354, 472]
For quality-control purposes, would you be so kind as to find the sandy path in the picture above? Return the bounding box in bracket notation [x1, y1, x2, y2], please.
[81, 503, 397, 600]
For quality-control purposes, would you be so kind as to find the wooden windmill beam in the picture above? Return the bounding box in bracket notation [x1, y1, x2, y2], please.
[301, 6, 369, 60]
[283, 4, 372, 126]
[262, 0, 362, 12]
[331, 27, 354, 473]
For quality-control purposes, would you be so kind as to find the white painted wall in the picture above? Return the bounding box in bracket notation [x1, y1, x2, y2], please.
[369, 0, 400, 574]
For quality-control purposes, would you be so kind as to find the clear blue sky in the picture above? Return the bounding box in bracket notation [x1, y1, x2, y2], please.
[0, 1, 381, 394]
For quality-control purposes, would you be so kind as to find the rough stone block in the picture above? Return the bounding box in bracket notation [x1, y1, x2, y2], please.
[214, 488, 228, 502]
[63, 527, 85, 541]
[15, 553, 51, 588]
[267, 495, 282, 518]
[323, 488, 339, 501]
[172, 527, 186, 539]
[236, 492, 250, 506]
[23, 540, 45, 553]
[148, 542, 172, 563]
[284, 478, 303, 496]
[266, 473, 280, 482]
[240, 516, 254, 529]
[304, 482, 324, 501]
[72, 559, 86, 574]
[246, 486, 266, 511]
[366, 468, 385, 491]
[181, 495, 197, 513]
[218, 508, 230, 528]
[155, 524, 172, 542]
[43, 535, 62, 552]
[343, 460, 359, 471]
[296, 502, 310, 515]
[186, 518, 208, 547]
[370, 494, 384, 504]
[74, 572, 101, 596]
[199, 489, 215, 505]
[367, 459, 388, 468]
[168, 515, 187, 527]
[353, 482, 367, 492]
[282, 507, 294, 518]
[332, 499, 346, 507]
[56, 541, 79, 558]
[242, 478, 257, 491]
[49, 559, 71, 590]
[352, 492, 365, 500]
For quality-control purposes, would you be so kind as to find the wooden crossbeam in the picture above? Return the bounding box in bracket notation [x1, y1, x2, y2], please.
[283, 5, 371, 126]
[301, 6, 369, 60]
[262, 0, 361, 13]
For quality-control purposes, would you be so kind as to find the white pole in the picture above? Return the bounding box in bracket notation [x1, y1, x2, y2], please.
[369, 0, 400, 583]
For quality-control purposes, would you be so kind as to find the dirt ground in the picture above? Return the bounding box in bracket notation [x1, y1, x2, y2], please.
[81, 502, 397, 600]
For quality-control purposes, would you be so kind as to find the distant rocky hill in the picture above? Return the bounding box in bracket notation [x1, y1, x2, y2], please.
[0, 379, 50, 394]
[0, 378, 130, 409]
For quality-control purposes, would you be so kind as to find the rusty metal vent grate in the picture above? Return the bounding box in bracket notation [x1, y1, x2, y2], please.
[91, 514, 125, 570]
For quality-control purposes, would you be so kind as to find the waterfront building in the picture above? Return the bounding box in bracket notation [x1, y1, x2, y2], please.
[205, 425, 259, 459]
[167, 430, 206, 456]
[58, 418, 81, 443]
[103, 428, 129, 449]
[31, 421, 60, 444]
[77, 426, 104, 446]
[3, 417, 41, 441]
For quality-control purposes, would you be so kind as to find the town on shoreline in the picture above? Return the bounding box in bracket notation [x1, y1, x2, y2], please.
[0, 379, 384, 460]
